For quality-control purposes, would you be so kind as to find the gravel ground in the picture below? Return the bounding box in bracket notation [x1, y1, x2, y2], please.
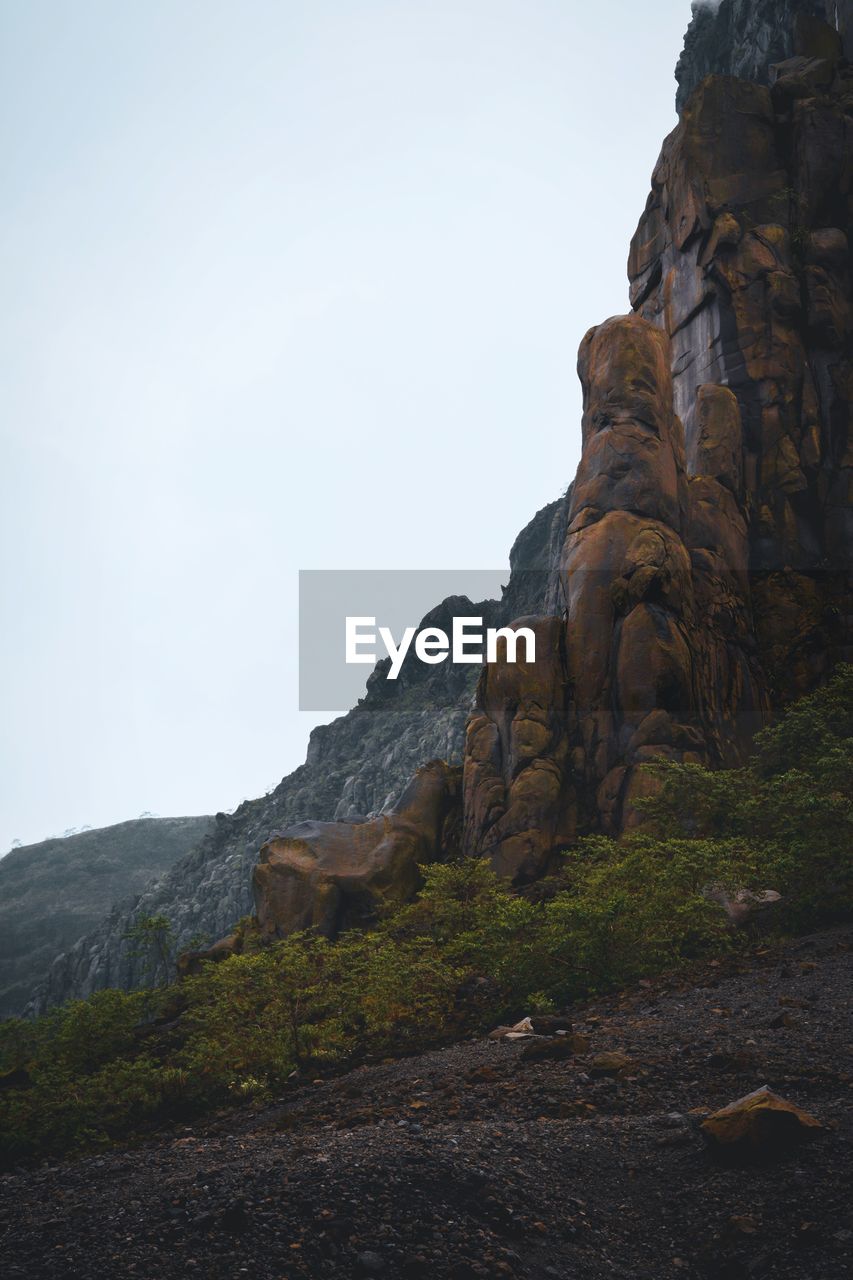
[1, 926, 851, 1280]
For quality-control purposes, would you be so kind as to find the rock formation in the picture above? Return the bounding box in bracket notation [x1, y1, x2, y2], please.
[676, 0, 853, 114]
[23, 0, 853, 1005]
[250, 26, 853, 916]
[465, 20, 853, 874]
[702, 1085, 823, 1155]
[254, 760, 461, 939]
[633, 62, 853, 696]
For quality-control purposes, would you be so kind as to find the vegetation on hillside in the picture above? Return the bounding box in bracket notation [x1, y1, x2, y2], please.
[1, 668, 850, 1165]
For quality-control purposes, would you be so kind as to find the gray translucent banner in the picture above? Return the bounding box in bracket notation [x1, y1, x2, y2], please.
[299, 570, 511, 712]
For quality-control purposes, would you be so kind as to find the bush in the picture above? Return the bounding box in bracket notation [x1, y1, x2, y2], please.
[1, 668, 850, 1163]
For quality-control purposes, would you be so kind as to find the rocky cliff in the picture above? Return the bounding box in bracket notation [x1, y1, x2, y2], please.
[255, 5, 852, 930]
[676, 0, 853, 114]
[26, 0, 853, 1009]
[0, 816, 212, 1018]
[460, 22, 853, 876]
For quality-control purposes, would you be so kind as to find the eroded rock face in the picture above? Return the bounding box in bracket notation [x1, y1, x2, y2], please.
[562, 316, 703, 832]
[207, 12, 853, 935]
[37, 3, 853, 989]
[463, 46, 852, 867]
[631, 64, 853, 700]
[462, 616, 575, 882]
[253, 760, 462, 940]
[464, 308, 771, 863]
[675, 1, 851, 116]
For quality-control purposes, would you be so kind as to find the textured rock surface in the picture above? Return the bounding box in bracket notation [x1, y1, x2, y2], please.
[675, 0, 852, 115]
[254, 760, 461, 939]
[463, 15, 853, 872]
[0, 817, 213, 1018]
[702, 1085, 823, 1153]
[631, 65, 853, 697]
[463, 310, 771, 869]
[462, 615, 575, 882]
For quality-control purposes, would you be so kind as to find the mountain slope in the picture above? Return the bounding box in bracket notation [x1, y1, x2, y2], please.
[0, 816, 213, 1019]
[4, 927, 851, 1279]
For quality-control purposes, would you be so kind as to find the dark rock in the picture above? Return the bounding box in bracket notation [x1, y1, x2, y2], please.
[518, 1038, 575, 1064]
[356, 1250, 386, 1275]
[528, 1015, 573, 1036]
[675, 1, 849, 116]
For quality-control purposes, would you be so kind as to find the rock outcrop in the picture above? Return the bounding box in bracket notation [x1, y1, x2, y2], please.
[462, 615, 575, 882]
[675, 1, 853, 115]
[462, 310, 768, 870]
[632, 66, 853, 697]
[254, 760, 461, 939]
[171, 2, 853, 946]
[24, 0, 853, 1004]
[462, 27, 853, 876]
[702, 1085, 823, 1155]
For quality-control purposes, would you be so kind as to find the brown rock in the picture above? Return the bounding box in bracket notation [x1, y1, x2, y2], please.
[702, 1086, 823, 1154]
[177, 931, 243, 978]
[253, 761, 461, 940]
[688, 385, 744, 496]
[566, 1032, 591, 1054]
[462, 616, 575, 882]
[519, 1037, 575, 1063]
[528, 1015, 573, 1036]
[256, 54, 853, 939]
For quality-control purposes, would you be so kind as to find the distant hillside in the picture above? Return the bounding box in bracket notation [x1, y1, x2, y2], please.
[0, 816, 213, 1018]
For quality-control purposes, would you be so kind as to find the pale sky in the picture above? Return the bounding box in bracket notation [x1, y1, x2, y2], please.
[0, 0, 692, 851]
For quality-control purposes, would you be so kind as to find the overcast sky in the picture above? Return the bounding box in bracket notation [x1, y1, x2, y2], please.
[0, 0, 693, 851]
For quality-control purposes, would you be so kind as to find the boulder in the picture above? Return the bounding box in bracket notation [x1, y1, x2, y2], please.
[253, 761, 461, 940]
[702, 1086, 823, 1155]
[519, 1037, 575, 1063]
[529, 1015, 573, 1036]
[705, 887, 783, 928]
[177, 931, 243, 978]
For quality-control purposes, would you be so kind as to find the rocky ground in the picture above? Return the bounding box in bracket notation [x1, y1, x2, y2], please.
[2, 926, 851, 1280]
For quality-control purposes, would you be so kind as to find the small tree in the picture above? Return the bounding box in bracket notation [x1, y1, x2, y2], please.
[123, 914, 176, 982]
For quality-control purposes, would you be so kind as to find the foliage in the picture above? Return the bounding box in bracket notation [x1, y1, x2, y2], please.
[123, 914, 177, 980]
[1, 669, 850, 1164]
[638, 665, 853, 927]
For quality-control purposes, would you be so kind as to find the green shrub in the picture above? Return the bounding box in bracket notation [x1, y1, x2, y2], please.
[1, 668, 849, 1163]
